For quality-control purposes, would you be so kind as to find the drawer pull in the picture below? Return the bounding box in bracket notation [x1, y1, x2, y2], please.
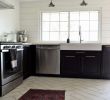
[85, 56, 96, 58]
[65, 56, 75, 58]
[105, 46, 110, 48]
[76, 52, 85, 54]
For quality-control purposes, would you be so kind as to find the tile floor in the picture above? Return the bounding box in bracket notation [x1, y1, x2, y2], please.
[0, 76, 110, 100]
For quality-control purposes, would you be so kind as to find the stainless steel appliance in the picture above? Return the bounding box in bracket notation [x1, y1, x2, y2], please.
[17, 30, 28, 43]
[36, 45, 60, 75]
[0, 42, 23, 96]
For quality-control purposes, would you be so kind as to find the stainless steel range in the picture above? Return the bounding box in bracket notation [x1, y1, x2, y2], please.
[0, 42, 23, 96]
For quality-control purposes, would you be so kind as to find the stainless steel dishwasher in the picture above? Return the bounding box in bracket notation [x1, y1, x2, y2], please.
[36, 45, 60, 75]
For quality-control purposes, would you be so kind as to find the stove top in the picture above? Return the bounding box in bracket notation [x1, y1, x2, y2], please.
[0, 42, 22, 45]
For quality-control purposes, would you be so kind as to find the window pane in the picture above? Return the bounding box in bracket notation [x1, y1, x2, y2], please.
[70, 12, 79, 20]
[80, 11, 89, 20]
[70, 21, 79, 31]
[50, 32, 59, 41]
[80, 21, 89, 31]
[70, 32, 79, 41]
[81, 32, 89, 41]
[90, 32, 98, 41]
[90, 21, 98, 31]
[50, 22, 59, 31]
[60, 22, 68, 31]
[41, 11, 99, 42]
[42, 32, 49, 41]
[50, 13, 59, 21]
[60, 12, 68, 21]
[90, 11, 98, 20]
[42, 22, 49, 31]
[42, 13, 50, 21]
[60, 32, 68, 41]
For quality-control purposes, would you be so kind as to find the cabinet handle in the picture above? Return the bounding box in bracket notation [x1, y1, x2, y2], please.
[65, 56, 75, 58]
[36, 47, 41, 49]
[17, 49, 24, 51]
[105, 46, 110, 48]
[85, 56, 96, 58]
[76, 52, 85, 54]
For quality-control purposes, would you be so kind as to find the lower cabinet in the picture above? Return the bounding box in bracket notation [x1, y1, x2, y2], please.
[23, 45, 36, 79]
[23, 45, 31, 79]
[102, 46, 110, 79]
[22, 45, 110, 79]
[82, 52, 101, 78]
[60, 50, 101, 78]
[60, 51, 81, 76]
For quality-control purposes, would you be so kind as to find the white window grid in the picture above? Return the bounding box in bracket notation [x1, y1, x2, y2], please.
[41, 11, 99, 42]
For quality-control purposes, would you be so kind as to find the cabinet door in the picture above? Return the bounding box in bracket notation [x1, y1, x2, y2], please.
[23, 45, 36, 79]
[82, 52, 101, 78]
[60, 51, 81, 76]
[102, 46, 110, 78]
[30, 45, 36, 75]
[23, 46, 31, 79]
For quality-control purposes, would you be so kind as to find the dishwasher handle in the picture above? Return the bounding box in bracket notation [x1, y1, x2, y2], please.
[36, 46, 60, 50]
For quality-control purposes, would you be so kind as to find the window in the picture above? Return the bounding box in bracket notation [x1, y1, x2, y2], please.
[41, 11, 99, 43]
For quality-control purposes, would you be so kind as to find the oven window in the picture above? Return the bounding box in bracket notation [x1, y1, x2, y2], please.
[3, 51, 22, 78]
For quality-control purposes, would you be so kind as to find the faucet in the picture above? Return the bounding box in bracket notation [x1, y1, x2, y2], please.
[79, 26, 81, 43]
[79, 26, 82, 43]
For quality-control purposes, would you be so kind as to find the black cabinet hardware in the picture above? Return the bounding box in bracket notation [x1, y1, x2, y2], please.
[85, 56, 96, 58]
[76, 52, 85, 54]
[65, 56, 76, 58]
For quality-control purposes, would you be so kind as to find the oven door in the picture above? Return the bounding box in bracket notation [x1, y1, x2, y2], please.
[1, 48, 23, 85]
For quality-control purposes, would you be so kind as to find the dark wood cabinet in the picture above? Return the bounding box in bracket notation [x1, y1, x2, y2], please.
[60, 51, 81, 76]
[102, 46, 110, 79]
[60, 50, 101, 78]
[23, 45, 36, 79]
[23, 45, 31, 79]
[29, 45, 37, 76]
[82, 51, 101, 78]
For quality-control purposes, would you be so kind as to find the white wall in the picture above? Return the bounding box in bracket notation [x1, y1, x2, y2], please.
[20, 0, 110, 43]
[0, 0, 20, 41]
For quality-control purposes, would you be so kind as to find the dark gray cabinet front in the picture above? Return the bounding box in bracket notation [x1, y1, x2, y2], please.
[82, 52, 101, 78]
[23, 45, 31, 79]
[23, 45, 36, 79]
[60, 50, 101, 78]
[60, 51, 81, 76]
[102, 46, 110, 79]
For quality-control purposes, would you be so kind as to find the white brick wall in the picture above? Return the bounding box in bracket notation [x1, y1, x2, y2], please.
[20, 0, 110, 43]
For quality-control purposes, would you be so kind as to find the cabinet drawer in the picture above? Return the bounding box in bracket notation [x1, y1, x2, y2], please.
[60, 50, 86, 56]
[60, 50, 76, 56]
[84, 51, 101, 56]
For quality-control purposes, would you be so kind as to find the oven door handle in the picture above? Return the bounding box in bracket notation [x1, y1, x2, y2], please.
[1, 49, 23, 52]
[1, 50, 9, 52]
[17, 49, 24, 51]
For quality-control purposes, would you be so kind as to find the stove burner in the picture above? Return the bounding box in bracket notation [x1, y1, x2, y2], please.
[3, 46, 11, 49]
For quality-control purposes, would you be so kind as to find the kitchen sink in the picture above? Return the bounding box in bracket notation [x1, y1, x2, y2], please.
[60, 43, 102, 51]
